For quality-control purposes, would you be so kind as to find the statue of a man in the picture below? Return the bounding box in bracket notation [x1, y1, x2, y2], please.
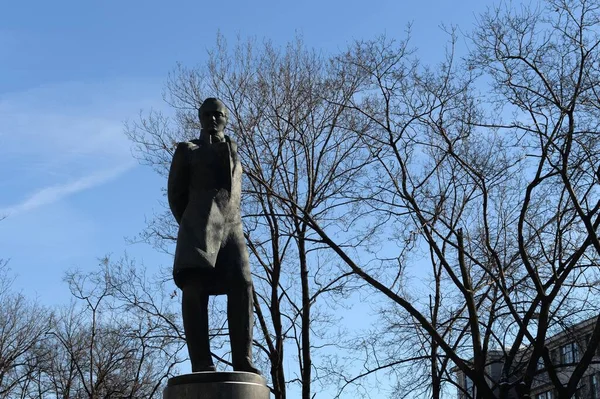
[168, 97, 259, 374]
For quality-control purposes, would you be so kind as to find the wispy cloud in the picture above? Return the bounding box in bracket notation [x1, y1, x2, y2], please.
[0, 162, 134, 217]
[1, 79, 164, 215]
[1, 80, 158, 165]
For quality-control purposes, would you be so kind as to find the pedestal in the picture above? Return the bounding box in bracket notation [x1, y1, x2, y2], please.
[163, 371, 270, 399]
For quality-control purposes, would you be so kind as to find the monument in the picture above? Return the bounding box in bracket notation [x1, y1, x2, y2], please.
[163, 98, 269, 398]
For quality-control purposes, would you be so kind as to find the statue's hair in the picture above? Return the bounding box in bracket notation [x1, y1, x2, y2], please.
[198, 98, 228, 118]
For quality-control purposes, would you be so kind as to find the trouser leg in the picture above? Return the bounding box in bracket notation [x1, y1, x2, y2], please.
[227, 277, 258, 373]
[222, 227, 260, 374]
[182, 285, 215, 372]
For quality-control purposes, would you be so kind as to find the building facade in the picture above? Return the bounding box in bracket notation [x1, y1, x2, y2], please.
[455, 318, 600, 399]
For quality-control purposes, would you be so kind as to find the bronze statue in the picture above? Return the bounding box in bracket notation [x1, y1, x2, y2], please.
[168, 98, 259, 374]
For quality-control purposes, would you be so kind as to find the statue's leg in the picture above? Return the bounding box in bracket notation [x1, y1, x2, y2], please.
[224, 229, 260, 374]
[182, 280, 215, 372]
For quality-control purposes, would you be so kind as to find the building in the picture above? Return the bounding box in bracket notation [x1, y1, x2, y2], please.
[455, 318, 600, 399]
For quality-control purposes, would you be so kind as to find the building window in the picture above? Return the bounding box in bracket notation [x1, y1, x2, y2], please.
[464, 375, 475, 397]
[551, 348, 559, 363]
[536, 390, 553, 399]
[585, 334, 600, 357]
[537, 356, 545, 370]
[591, 373, 599, 399]
[560, 342, 579, 364]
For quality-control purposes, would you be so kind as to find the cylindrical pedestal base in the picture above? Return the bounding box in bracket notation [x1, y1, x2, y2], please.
[163, 371, 270, 399]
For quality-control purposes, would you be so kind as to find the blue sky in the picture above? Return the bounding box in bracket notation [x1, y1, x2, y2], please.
[1, 0, 488, 306]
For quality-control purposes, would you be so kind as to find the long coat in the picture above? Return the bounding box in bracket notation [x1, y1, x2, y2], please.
[167, 134, 246, 288]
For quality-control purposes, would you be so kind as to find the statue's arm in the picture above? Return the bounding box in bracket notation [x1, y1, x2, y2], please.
[168, 142, 189, 225]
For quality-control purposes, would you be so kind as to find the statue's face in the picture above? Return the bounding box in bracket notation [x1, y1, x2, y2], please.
[200, 103, 228, 135]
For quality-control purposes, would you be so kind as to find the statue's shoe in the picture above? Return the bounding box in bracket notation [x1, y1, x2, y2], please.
[234, 362, 260, 375]
[192, 364, 217, 372]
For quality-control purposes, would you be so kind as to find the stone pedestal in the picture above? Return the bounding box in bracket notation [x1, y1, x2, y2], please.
[163, 371, 270, 399]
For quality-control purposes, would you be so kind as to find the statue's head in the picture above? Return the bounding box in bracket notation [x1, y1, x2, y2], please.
[198, 98, 228, 135]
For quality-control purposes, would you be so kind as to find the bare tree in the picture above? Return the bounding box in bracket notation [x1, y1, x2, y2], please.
[124, 2, 600, 396]
[0, 263, 51, 398]
[125, 35, 376, 399]
[12, 259, 184, 399]
[316, 31, 489, 399]
[278, 1, 600, 397]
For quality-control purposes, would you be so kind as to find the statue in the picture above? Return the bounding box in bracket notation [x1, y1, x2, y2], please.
[168, 97, 259, 374]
